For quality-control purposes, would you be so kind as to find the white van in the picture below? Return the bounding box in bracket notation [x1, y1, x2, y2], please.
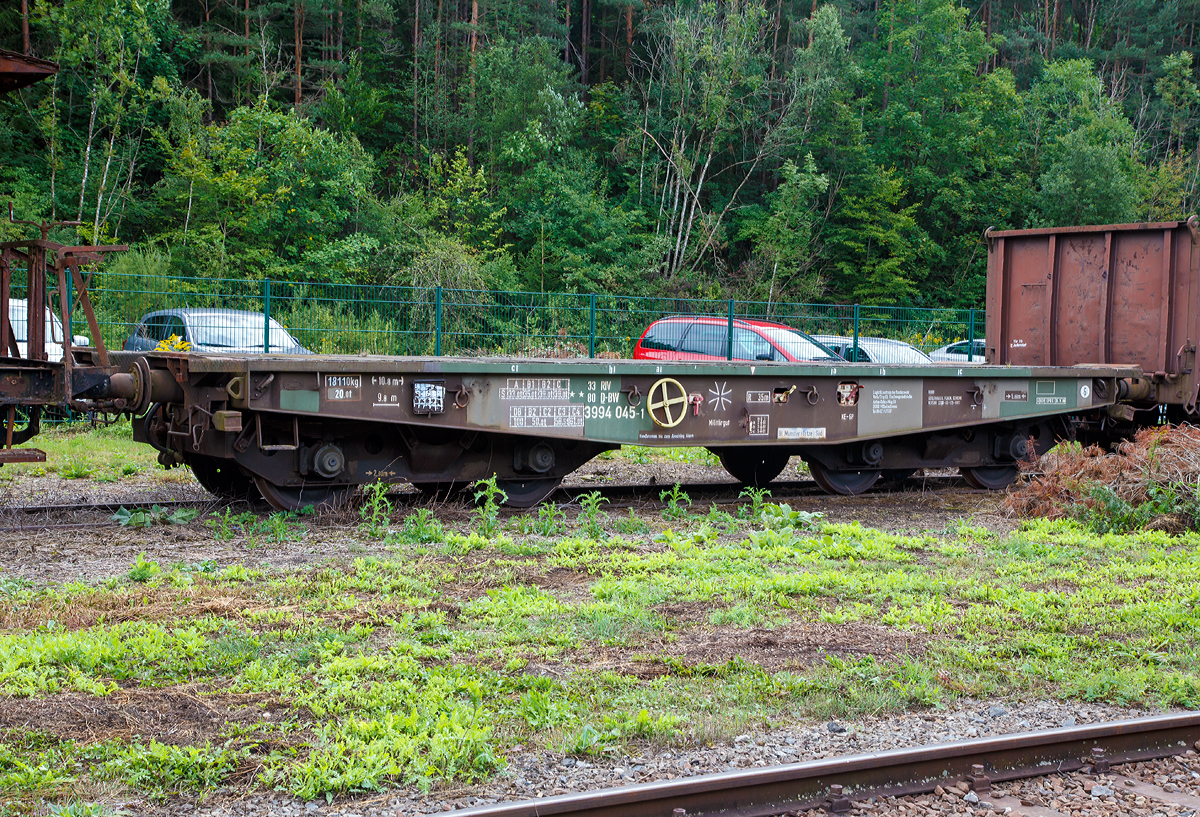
[6, 299, 90, 362]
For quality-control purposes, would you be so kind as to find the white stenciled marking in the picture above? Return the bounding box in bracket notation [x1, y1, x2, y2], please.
[709, 381, 731, 412]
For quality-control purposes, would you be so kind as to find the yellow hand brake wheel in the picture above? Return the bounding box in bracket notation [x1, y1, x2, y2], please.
[648, 378, 688, 428]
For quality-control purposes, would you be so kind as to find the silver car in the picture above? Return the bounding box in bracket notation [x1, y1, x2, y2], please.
[123, 308, 313, 354]
[930, 339, 986, 365]
[810, 335, 933, 365]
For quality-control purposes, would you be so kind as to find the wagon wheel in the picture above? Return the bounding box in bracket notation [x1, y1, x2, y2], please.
[252, 476, 356, 513]
[808, 460, 881, 496]
[959, 465, 1020, 490]
[186, 455, 262, 501]
[495, 477, 562, 508]
[714, 448, 790, 487]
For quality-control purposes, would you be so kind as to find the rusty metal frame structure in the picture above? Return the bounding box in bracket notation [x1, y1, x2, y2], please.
[0, 49, 57, 95]
[0, 205, 126, 463]
[444, 712, 1200, 817]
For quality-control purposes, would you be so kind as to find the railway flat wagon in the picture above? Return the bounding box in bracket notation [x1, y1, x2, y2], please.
[97, 351, 1132, 510]
[986, 218, 1199, 441]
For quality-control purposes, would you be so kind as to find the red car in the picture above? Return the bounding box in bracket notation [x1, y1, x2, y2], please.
[633, 316, 843, 362]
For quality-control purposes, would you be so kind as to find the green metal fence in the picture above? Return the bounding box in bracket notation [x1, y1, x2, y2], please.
[13, 270, 985, 362]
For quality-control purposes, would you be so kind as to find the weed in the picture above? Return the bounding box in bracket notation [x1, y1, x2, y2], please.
[737, 486, 771, 522]
[706, 503, 737, 531]
[120, 463, 141, 476]
[96, 740, 242, 800]
[48, 802, 124, 817]
[393, 508, 444, 545]
[614, 508, 651, 536]
[205, 508, 258, 540]
[358, 481, 392, 538]
[60, 459, 94, 480]
[0, 575, 33, 595]
[126, 553, 162, 583]
[761, 502, 825, 532]
[260, 511, 306, 543]
[472, 475, 508, 538]
[562, 724, 606, 755]
[578, 491, 608, 539]
[534, 503, 567, 537]
[621, 446, 652, 465]
[111, 505, 199, 529]
[659, 484, 692, 520]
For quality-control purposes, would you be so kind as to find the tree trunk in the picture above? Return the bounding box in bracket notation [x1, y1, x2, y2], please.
[245, 0, 251, 58]
[20, 0, 30, 55]
[625, 5, 632, 73]
[467, 0, 478, 164]
[93, 124, 120, 239]
[435, 0, 443, 81]
[564, 0, 570, 63]
[295, 0, 304, 107]
[413, 0, 420, 140]
[580, 0, 589, 85]
[338, 2, 343, 61]
[76, 78, 101, 223]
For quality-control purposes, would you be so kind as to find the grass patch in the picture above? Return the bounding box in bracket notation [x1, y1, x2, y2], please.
[1, 497, 1199, 806]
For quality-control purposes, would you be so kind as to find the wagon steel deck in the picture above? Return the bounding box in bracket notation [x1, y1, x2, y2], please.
[97, 351, 1134, 510]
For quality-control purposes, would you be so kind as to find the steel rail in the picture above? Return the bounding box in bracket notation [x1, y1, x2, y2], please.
[1, 473, 977, 517]
[443, 712, 1200, 817]
[3, 498, 225, 516]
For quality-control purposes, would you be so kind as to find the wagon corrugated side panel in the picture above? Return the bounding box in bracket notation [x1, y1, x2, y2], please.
[986, 219, 1199, 413]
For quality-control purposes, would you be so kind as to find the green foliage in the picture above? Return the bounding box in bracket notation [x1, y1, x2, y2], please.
[205, 508, 259, 541]
[126, 553, 161, 583]
[59, 459, 94, 480]
[659, 484, 692, 521]
[1074, 481, 1200, 534]
[359, 482, 393, 539]
[96, 741, 243, 800]
[577, 492, 609, 540]
[395, 509, 445, 545]
[760, 503, 825, 532]
[737, 486, 771, 522]
[47, 801, 123, 817]
[472, 476, 508, 539]
[112, 505, 199, 529]
[534, 504, 567, 537]
[3, 0, 1199, 312]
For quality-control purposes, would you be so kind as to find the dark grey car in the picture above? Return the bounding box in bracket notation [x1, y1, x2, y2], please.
[123, 308, 313, 354]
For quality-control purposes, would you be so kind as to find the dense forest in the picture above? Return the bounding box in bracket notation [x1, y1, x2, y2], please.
[2, 0, 1199, 307]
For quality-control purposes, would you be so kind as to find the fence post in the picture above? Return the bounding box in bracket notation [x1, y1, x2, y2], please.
[64, 271, 73, 344]
[726, 300, 734, 360]
[852, 303, 860, 362]
[967, 308, 976, 362]
[262, 279, 271, 353]
[588, 294, 596, 358]
[434, 286, 442, 356]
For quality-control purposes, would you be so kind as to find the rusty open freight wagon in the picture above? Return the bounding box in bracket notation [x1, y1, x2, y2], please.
[986, 218, 1199, 442]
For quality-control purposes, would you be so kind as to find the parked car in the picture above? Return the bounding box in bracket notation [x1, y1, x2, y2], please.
[633, 316, 843, 363]
[123, 308, 313, 354]
[809, 334, 933, 365]
[929, 339, 986, 364]
[6, 299, 90, 362]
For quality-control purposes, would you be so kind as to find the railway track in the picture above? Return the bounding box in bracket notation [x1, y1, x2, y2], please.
[1, 473, 979, 519]
[444, 713, 1200, 817]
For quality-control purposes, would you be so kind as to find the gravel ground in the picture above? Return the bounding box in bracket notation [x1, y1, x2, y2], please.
[110, 699, 1173, 817]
